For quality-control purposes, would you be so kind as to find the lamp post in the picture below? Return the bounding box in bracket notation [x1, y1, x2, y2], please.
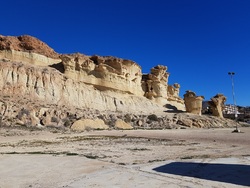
[228, 72, 239, 132]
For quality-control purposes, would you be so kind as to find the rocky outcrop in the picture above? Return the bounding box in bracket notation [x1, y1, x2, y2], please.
[60, 54, 143, 96]
[142, 65, 184, 109]
[0, 50, 60, 66]
[0, 34, 235, 130]
[183, 90, 204, 115]
[61, 56, 185, 109]
[208, 94, 227, 118]
[167, 83, 184, 106]
[0, 35, 59, 58]
[0, 61, 164, 113]
[0, 35, 60, 66]
[142, 65, 169, 99]
[0, 35, 185, 112]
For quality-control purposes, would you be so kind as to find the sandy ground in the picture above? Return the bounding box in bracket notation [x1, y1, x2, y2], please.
[0, 127, 250, 188]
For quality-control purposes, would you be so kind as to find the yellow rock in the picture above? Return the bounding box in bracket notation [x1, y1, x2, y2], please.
[115, 119, 133, 130]
[71, 119, 109, 131]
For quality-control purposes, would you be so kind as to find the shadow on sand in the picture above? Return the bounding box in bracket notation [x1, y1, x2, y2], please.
[164, 104, 184, 113]
[153, 162, 250, 187]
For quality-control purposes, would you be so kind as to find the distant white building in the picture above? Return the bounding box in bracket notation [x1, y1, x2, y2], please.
[223, 104, 239, 115]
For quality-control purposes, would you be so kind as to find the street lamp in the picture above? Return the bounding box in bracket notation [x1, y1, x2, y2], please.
[228, 72, 239, 132]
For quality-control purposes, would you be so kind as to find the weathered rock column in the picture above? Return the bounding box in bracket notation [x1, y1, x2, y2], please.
[142, 65, 169, 99]
[183, 90, 204, 115]
[208, 94, 227, 118]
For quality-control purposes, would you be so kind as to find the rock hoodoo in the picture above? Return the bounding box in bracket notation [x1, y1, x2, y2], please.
[142, 65, 184, 108]
[208, 94, 227, 118]
[183, 90, 204, 115]
[142, 65, 169, 99]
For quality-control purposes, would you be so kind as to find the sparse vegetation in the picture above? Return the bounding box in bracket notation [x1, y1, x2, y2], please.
[181, 155, 211, 160]
[1, 151, 77, 155]
[127, 148, 150, 151]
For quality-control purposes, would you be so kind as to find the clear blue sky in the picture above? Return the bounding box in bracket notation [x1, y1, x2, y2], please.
[1, 0, 249, 106]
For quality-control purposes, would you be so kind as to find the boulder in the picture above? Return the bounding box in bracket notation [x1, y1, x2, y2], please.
[71, 119, 109, 131]
[115, 119, 133, 130]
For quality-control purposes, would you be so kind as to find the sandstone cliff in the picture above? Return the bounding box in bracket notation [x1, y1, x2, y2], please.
[0, 35, 185, 109]
[60, 53, 144, 96]
[0, 60, 162, 113]
[0, 34, 236, 129]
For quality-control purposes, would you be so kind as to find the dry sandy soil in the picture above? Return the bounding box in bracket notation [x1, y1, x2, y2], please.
[0, 126, 250, 188]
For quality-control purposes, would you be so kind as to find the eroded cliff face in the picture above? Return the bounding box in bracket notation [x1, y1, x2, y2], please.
[0, 61, 163, 113]
[142, 65, 184, 109]
[0, 34, 185, 115]
[0, 34, 237, 129]
[60, 53, 144, 96]
[0, 35, 60, 66]
[0, 50, 60, 66]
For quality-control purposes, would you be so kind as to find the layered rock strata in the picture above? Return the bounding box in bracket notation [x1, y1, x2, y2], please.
[60, 54, 144, 96]
[0, 61, 163, 113]
[0, 35, 60, 66]
[0, 34, 185, 111]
